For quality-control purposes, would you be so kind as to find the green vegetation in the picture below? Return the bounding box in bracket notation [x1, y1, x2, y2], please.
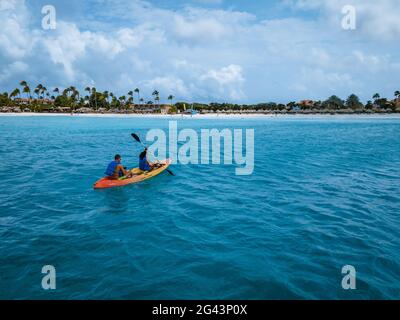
[1, 81, 399, 114]
[0, 81, 175, 114]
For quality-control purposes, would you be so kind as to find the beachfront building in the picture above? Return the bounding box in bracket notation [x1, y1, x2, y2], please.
[14, 98, 55, 105]
[127, 104, 171, 114]
[298, 100, 315, 108]
[75, 107, 94, 113]
[0, 106, 23, 113]
[55, 107, 71, 113]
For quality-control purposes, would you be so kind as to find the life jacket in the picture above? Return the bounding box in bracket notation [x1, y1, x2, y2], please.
[139, 156, 150, 171]
[105, 160, 120, 176]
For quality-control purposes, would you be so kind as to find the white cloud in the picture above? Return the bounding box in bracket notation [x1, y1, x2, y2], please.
[0, 61, 28, 82]
[200, 65, 245, 100]
[117, 26, 166, 49]
[285, 0, 400, 41]
[172, 15, 230, 43]
[195, 0, 223, 4]
[41, 21, 127, 81]
[143, 76, 191, 98]
[42, 23, 86, 80]
[0, 0, 37, 59]
[201, 64, 244, 86]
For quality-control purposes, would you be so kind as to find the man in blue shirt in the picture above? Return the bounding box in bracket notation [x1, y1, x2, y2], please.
[105, 154, 131, 179]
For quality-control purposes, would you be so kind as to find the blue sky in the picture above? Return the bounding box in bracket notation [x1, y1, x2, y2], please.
[1, 0, 399, 103]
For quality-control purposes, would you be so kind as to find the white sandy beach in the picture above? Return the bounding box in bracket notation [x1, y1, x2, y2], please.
[0, 112, 399, 120]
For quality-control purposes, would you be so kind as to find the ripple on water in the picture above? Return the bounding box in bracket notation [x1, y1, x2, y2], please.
[0, 116, 399, 299]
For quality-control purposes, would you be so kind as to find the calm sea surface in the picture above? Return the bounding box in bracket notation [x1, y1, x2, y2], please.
[0, 116, 399, 299]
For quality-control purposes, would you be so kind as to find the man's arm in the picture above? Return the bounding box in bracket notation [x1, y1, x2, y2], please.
[117, 164, 128, 176]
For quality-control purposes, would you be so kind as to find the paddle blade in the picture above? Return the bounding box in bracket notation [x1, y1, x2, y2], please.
[166, 169, 175, 176]
[131, 133, 141, 143]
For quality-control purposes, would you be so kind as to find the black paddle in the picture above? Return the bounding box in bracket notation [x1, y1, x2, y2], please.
[131, 133, 175, 176]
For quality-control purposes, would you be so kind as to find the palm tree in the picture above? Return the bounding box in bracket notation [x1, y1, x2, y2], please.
[91, 87, 98, 110]
[152, 90, 159, 105]
[395, 91, 400, 100]
[118, 96, 127, 111]
[128, 90, 134, 107]
[20, 81, 28, 100]
[71, 88, 80, 111]
[98, 94, 106, 110]
[41, 87, 47, 99]
[134, 88, 140, 104]
[35, 84, 43, 99]
[129, 90, 136, 111]
[18, 81, 29, 107]
[168, 95, 174, 105]
[69, 86, 76, 96]
[373, 93, 380, 101]
[34, 87, 41, 99]
[103, 91, 109, 105]
[139, 98, 144, 105]
[111, 95, 118, 109]
[19, 81, 29, 98]
[10, 88, 21, 100]
[70, 86, 78, 104]
[23, 85, 31, 100]
[53, 88, 59, 100]
[85, 87, 91, 109]
[84, 95, 90, 107]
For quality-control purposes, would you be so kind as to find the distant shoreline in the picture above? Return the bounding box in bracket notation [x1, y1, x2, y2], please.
[1, 112, 400, 119]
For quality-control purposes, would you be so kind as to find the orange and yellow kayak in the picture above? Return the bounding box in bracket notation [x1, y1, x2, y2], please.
[93, 159, 171, 189]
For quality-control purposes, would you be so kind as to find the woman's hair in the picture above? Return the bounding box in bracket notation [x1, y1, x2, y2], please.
[139, 149, 147, 160]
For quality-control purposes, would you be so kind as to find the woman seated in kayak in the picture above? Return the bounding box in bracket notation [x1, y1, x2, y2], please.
[105, 154, 132, 179]
[139, 148, 159, 171]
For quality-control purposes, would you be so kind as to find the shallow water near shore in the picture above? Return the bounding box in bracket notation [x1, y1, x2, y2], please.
[0, 116, 399, 299]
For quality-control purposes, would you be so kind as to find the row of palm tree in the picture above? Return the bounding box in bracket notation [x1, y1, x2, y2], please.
[2, 81, 399, 113]
[173, 92, 400, 113]
[5, 81, 176, 111]
[10, 82, 54, 101]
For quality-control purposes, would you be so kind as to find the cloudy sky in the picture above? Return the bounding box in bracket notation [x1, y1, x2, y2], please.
[1, 0, 399, 103]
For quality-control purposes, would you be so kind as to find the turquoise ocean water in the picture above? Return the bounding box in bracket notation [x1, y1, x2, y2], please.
[0, 116, 399, 299]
